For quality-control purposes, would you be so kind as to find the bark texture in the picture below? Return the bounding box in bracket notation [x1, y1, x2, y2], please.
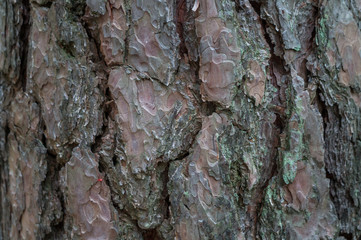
[1, 0, 361, 239]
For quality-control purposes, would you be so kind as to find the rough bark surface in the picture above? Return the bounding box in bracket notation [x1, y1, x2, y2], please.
[1, 0, 361, 239]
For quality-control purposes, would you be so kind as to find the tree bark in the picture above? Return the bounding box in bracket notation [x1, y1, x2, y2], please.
[1, 0, 361, 239]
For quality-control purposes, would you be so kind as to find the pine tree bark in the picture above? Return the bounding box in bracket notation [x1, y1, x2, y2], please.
[1, 0, 361, 239]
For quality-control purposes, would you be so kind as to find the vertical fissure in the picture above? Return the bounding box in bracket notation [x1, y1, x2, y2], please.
[141, 228, 161, 240]
[247, 2, 290, 238]
[315, 86, 348, 232]
[0, 123, 10, 240]
[123, 0, 133, 63]
[175, 0, 187, 57]
[41, 152, 65, 239]
[160, 161, 171, 221]
[19, 0, 31, 91]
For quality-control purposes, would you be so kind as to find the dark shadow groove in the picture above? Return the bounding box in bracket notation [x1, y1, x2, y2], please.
[19, 0, 31, 91]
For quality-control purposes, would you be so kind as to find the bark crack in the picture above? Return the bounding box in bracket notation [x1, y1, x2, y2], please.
[247, 2, 289, 238]
[176, 0, 187, 58]
[19, 0, 31, 91]
[0, 123, 10, 240]
[123, 0, 133, 63]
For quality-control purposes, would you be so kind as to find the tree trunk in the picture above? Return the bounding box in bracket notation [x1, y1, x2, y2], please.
[1, 0, 361, 239]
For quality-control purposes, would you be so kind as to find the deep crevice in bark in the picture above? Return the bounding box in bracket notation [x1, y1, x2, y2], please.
[339, 232, 353, 240]
[31, 1, 53, 8]
[176, 0, 187, 58]
[249, 1, 261, 16]
[310, 4, 319, 52]
[316, 89, 338, 207]
[82, 17, 113, 155]
[41, 153, 65, 239]
[81, 20, 105, 65]
[142, 228, 161, 240]
[92, 87, 114, 154]
[19, 0, 31, 91]
[109, 192, 147, 239]
[201, 101, 218, 116]
[42, 191, 65, 240]
[156, 161, 172, 239]
[123, 0, 133, 63]
[0, 122, 10, 240]
[40, 123, 60, 163]
[189, 55, 201, 100]
[172, 150, 190, 162]
[316, 87, 355, 237]
[250, 0, 288, 107]
[315, 88, 328, 138]
[232, 0, 242, 12]
[248, 2, 289, 238]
